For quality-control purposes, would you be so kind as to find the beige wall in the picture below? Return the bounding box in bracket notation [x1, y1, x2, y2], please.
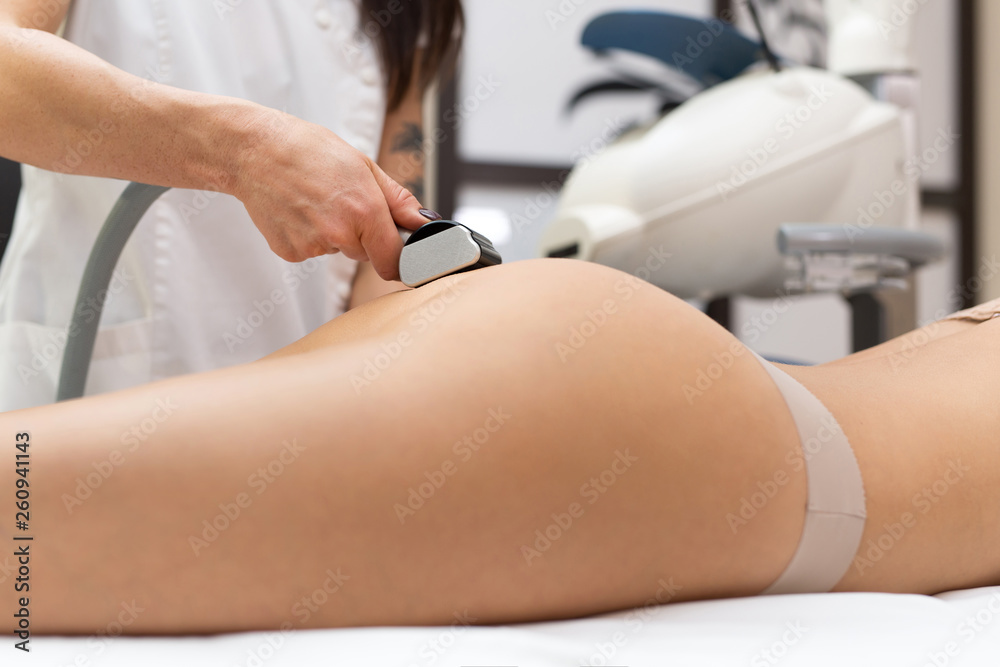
[978, 0, 1000, 301]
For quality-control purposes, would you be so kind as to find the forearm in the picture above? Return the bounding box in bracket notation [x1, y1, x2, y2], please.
[0, 23, 267, 192]
[377, 109, 428, 203]
[349, 82, 429, 308]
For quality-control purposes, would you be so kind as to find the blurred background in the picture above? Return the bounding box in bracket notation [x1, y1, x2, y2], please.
[424, 0, 987, 364]
[1, 0, 993, 365]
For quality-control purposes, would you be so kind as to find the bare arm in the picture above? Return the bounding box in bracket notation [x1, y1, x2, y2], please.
[0, 0, 427, 278]
[0, 1, 243, 192]
[350, 60, 435, 308]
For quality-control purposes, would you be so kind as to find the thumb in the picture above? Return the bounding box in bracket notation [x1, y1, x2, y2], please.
[368, 160, 431, 232]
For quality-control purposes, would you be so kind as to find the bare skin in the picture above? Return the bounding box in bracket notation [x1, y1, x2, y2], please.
[0, 258, 997, 635]
[349, 54, 430, 305]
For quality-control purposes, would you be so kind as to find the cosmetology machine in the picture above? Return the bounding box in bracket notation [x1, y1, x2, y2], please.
[56, 185, 500, 402]
[539, 0, 944, 349]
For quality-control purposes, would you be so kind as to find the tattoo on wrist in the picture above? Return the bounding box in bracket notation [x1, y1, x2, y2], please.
[390, 124, 426, 199]
[392, 123, 425, 155]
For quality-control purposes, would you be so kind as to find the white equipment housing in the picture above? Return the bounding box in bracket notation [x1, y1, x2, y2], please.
[539, 67, 910, 299]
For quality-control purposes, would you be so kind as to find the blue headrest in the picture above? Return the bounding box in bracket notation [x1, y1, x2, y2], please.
[582, 11, 764, 86]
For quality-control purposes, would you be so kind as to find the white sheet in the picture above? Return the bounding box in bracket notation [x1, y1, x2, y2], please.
[11, 587, 1000, 666]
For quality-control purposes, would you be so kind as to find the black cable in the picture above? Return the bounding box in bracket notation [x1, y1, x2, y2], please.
[0, 157, 20, 265]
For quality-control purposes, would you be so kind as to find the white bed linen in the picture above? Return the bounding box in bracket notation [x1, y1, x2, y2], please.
[10, 587, 1000, 666]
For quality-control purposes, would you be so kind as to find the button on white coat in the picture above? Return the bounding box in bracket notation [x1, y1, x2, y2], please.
[335, 279, 352, 302]
[360, 67, 378, 86]
[315, 7, 333, 29]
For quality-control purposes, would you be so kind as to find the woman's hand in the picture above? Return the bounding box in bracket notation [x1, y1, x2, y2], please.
[230, 108, 430, 280]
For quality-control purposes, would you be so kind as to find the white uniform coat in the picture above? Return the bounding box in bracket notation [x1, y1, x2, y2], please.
[0, 0, 386, 411]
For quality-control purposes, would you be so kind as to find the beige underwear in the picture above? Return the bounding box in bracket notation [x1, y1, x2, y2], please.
[940, 297, 1000, 323]
[749, 351, 868, 595]
[737, 298, 1000, 593]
